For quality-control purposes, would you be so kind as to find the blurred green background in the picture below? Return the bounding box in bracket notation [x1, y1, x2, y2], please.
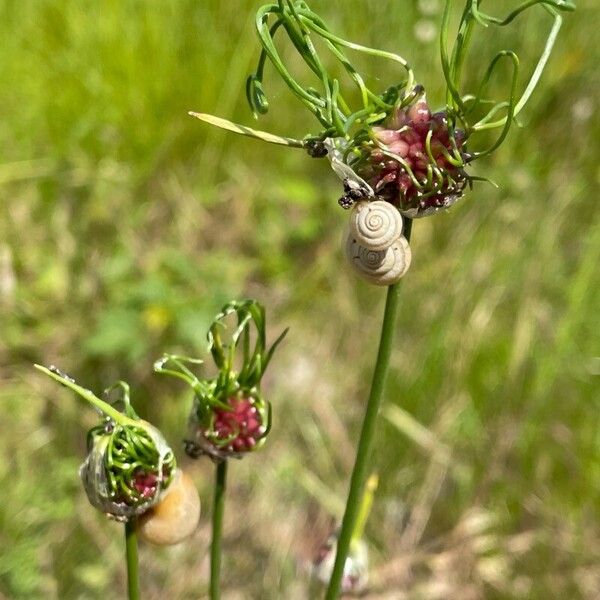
[1, 0, 598, 598]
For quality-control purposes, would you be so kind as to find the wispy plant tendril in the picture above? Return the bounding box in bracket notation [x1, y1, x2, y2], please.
[441, 0, 574, 157]
[192, 0, 573, 166]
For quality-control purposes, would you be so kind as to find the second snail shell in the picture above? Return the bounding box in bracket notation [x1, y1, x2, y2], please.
[345, 200, 411, 285]
[346, 234, 411, 286]
[137, 470, 201, 546]
[349, 200, 403, 251]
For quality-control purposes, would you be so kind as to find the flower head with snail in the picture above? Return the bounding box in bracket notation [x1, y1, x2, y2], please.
[33, 365, 201, 547]
[191, 0, 574, 285]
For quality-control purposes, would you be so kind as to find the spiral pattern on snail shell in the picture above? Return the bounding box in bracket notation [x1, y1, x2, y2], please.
[345, 234, 411, 286]
[349, 200, 403, 251]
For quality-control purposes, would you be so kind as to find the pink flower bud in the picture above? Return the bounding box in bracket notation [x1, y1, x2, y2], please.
[387, 139, 410, 157]
[386, 107, 408, 129]
[133, 471, 159, 498]
[372, 127, 400, 145]
[430, 139, 445, 156]
[398, 174, 412, 192]
[374, 170, 397, 192]
[403, 129, 421, 145]
[408, 96, 431, 124]
[408, 143, 424, 159]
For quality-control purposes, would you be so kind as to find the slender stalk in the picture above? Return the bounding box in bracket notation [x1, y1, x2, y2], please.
[210, 460, 228, 600]
[34, 364, 138, 427]
[325, 220, 413, 599]
[124, 519, 140, 600]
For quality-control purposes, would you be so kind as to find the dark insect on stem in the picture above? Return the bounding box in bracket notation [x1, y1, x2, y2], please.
[305, 138, 328, 158]
[338, 178, 374, 209]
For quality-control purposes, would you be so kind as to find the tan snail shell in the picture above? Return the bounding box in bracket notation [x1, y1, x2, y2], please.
[345, 234, 411, 286]
[137, 470, 200, 546]
[349, 200, 404, 251]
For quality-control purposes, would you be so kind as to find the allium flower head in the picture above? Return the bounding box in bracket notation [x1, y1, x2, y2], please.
[155, 299, 286, 462]
[353, 90, 469, 217]
[191, 0, 574, 219]
[184, 388, 271, 461]
[35, 366, 176, 521]
[207, 395, 265, 452]
[81, 418, 175, 519]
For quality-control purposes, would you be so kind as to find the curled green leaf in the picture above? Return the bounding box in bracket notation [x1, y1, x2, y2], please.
[246, 75, 270, 116]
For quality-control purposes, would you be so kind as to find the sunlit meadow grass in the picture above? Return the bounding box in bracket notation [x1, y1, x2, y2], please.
[0, 0, 598, 598]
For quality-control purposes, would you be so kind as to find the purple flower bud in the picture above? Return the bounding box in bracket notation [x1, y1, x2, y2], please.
[407, 95, 431, 124]
[387, 139, 410, 158]
[386, 107, 408, 129]
[186, 393, 269, 461]
[372, 126, 400, 145]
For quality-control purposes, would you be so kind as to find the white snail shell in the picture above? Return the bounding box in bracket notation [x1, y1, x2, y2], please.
[345, 234, 411, 286]
[137, 470, 200, 546]
[349, 200, 403, 251]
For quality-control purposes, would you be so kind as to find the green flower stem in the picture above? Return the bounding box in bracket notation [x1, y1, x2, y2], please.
[325, 220, 413, 599]
[210, 460, 228, 600]
[125, 519, 140, 600]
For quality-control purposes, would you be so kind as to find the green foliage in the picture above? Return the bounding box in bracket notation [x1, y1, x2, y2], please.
[1, 0, 598, 597]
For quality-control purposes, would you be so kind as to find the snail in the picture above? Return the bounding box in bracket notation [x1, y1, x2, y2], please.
[349, 200, 403, 251]
[137, 469, 201, 546]
[345, 200, 411, 286]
